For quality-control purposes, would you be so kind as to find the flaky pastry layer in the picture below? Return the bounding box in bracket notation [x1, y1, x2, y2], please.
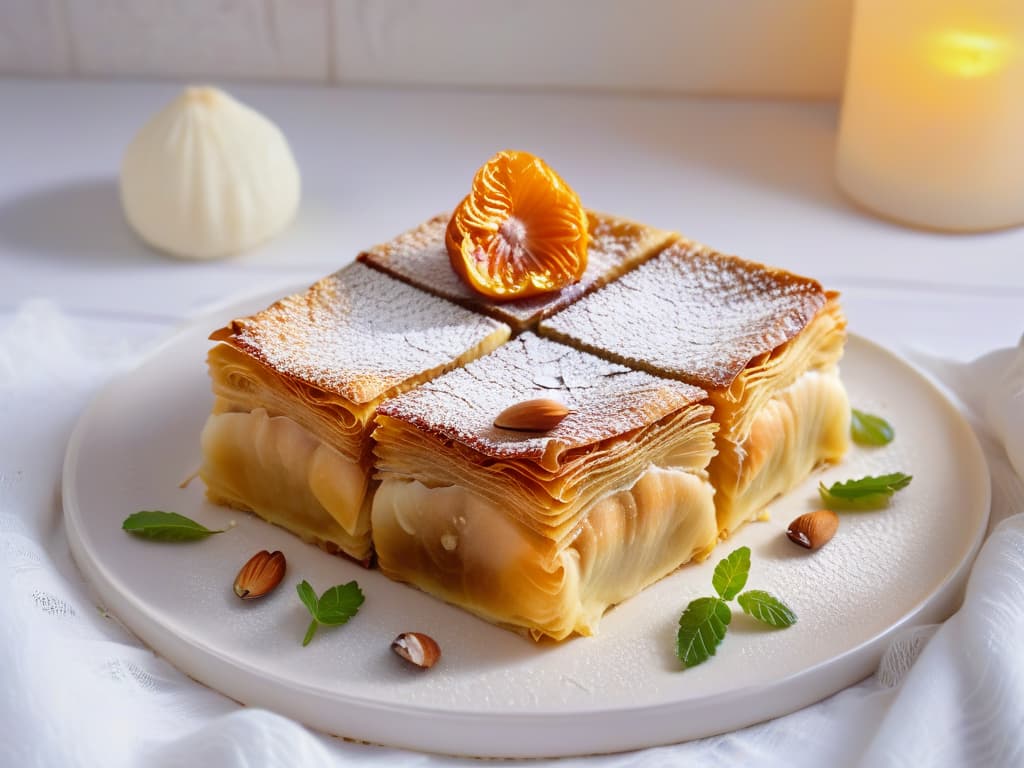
[373, 333, 716, 545]
[372, 465, 718, 641]
[200, 408, 374, 563]
[209, 344, 371, 465]
[713, 368, 851, 537]
[710, 296, 847, 447]
[374, 405, 716, 547]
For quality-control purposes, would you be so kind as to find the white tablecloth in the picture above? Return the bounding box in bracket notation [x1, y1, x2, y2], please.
[3, 300, 1021, 768]
[2, 79, 1023, 767]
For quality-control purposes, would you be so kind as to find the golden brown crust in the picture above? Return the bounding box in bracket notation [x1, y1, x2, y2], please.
[375, 332, 708, 464]
[540, 239, 829, 390]
[209, 262, 510, 406]
[372, 334, 717, 548]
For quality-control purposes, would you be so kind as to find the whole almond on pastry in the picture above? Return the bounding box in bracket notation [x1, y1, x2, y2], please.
[786, 510, 839, 550]
[494, 398, 571, 432]
[233, 550, 286, 599]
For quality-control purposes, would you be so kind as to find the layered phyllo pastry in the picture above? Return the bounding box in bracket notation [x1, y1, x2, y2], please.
[540, 240, 850, 537]
[197, 147, 854, 644]
[199, 262, 510, 564]
[358, 210, 675, 332]
[370, 333, 719, 640]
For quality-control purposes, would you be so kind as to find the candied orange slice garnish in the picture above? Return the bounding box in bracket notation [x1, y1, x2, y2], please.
[445, 150, 588, 300]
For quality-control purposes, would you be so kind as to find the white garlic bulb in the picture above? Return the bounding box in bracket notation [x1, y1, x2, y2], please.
[120, 86, 300, 260]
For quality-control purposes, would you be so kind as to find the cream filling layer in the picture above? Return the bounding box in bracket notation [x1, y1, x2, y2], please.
[199, 408, 372, 561]
[711, 367, 851, 538]
[371, 465, 718, 641]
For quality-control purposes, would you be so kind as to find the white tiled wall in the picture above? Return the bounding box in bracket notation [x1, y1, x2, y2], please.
[64, 0, 330, 80]
[0, 0, 853, 97]
[0, 0, 71, 75]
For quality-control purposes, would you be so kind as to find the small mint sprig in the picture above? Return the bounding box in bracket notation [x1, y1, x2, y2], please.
[297, 580, 364, 646]
[677, 547, 796, 669]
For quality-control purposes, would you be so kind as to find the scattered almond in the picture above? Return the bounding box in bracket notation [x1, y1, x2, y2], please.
[233, 550, 286, 599]
[391, 632, 441, 669]
[493, 398, 571, 432]
[786, 510, 839, 550]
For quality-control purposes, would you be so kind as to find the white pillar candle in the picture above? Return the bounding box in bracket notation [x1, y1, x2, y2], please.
[837, 0, 1024, 231]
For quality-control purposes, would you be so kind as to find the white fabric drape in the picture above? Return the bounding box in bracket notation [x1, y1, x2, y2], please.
[2, 301, 1022, 767]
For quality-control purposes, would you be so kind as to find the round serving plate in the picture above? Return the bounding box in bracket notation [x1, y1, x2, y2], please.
[63, 287, 990, 758]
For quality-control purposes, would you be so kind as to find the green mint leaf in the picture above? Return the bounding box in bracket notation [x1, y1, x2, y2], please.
[315, 581, 365, 626]
[302, 619, 319, 647]
[738, 590, 797, 628]
[676, 597, 731, 668]
[824, 473, 912, 498]
[296, 580, 319, 617]
[819, 487, 896, 510]
[122, 511, 223, 541]
[850, 409, 894, 446]
[819, 473, 912, 510]
[712, 546, 751, 600]
[296, 580, 364, 646]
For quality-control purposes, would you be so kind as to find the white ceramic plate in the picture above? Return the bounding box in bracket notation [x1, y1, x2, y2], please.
[63, 288, 990, 758]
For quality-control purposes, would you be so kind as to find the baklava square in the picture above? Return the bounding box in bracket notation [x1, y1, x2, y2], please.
[541, 239, 850, 537]
[371, 333, 719, 640]
[199, 262, 511, 563]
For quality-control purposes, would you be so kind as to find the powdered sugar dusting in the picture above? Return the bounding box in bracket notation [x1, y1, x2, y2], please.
[377, 333, 707, 460]
[222, 262, 509, 404]
[541, 241, 827, 389]
[358, 211, 674, 330]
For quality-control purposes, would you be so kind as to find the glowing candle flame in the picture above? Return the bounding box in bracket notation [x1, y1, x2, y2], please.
[929, 29, 1011, 77]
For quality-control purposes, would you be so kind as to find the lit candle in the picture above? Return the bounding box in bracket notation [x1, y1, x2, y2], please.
[836, 1, 1024, 231]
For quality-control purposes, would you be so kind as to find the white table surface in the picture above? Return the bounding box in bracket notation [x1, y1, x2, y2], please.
[2, 78, 1022, 763]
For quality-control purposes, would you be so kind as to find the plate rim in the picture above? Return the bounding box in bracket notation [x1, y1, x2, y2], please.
[61, 289, 991, 757]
